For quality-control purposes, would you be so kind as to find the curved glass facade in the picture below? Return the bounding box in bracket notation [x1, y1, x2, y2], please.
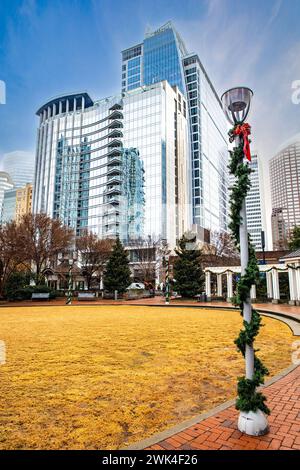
[33, 85, 189, 246]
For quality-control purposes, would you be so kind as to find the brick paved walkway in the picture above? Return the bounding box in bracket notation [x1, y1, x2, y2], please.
[128, 365, 300, 450]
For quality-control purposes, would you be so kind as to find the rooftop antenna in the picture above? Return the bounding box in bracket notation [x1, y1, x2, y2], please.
[145, 25, 152, 37]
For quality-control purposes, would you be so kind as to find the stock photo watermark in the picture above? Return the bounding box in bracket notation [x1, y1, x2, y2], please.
[0, 80, 6, 104]
[291, 340, 300, 365]
[0, 340, 6, 365]
[291, 80, 300, 104]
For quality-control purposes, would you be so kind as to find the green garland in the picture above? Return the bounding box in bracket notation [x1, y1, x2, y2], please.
[228, 128, 270, 415]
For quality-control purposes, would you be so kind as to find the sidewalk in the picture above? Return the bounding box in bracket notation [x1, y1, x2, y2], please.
[127, 364, 300, 450]
[1, 297, 300, 321]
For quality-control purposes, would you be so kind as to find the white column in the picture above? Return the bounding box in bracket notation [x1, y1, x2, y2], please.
[295, 263, 300, 304]
[226, 272, 233, 302]
[217, 274, 223, 297]
[271, 269, 280, 303]
[59, 100, 62, 114]
[66, 99, 69, 113]
[81, 96, 85, 110]
[250, 284, 256, 301]
[73, 97, 77, 111]
[288, 267, 296, 305]
[266, 271, 273, 299]
[99, 275, 103, 291]
[205, 271, 211, 301]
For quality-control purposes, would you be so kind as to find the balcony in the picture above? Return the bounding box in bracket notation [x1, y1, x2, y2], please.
[108, 139, 122, 149]
[108, 110, 123, 120]
[108, 120, 123, 130]
[105, 195, 121, 205]
[107, 166, 121, 176]
[109, 103, 122, 111]
[107, 175, 121, 184]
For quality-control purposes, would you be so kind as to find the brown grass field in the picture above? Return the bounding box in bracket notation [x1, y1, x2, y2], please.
[0, 306, 295, 449]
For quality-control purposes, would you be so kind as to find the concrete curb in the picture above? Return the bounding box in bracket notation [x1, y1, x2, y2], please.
[124, 363, 299, 450]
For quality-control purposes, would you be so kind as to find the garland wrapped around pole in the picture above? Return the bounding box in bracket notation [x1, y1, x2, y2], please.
[228, 124, 270, 417]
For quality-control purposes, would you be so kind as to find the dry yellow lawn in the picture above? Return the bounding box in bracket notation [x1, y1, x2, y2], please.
[0, 306, 295, 449]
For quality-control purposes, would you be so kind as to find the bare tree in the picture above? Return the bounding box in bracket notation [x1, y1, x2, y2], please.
[17, 214, 74, 283]
[128, 236, 171, 288]
[202, 230, 239, 267]
[76, 230, 113, 290]
[0, 221, 20, 296]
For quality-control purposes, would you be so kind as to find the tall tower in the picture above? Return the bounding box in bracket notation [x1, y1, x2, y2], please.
[121, 21, 229, 236]
[245, 153, 265, 250]
[269, 140, 300, 242]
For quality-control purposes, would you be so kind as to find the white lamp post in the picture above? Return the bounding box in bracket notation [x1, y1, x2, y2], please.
[221, 87, 269, 436]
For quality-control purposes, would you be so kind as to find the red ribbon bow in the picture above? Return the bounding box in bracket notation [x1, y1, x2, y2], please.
[233, 123, 251, 161]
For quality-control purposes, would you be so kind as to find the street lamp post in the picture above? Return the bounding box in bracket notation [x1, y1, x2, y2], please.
[161, 238, 170, 305]
[66, 251, 77, 306]
[165, 254, 170, 305]
[221, 87, 269, 436]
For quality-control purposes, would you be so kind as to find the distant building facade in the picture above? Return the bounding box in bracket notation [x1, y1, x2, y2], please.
[0, 171, 14, 222]
[1, 183, 33, 224]
[1, 188, 17, 223]
[15, 183, 33, 224]
[1, 151, 34, 187]
[270, 140, 300, 244]
[245, 153, 264, 250]
[271, 207, 288, 250]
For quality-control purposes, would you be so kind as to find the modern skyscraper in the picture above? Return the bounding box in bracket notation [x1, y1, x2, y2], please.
[0, 171, 14, 221]
[245, 153, 265, 250]
[1, 151, 35, 187]
[269, 140, 300, 240]
[33, 84, 190, 246]
[121, 21, 229, 235]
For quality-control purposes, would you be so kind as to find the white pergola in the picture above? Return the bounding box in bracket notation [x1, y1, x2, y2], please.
[205, 252, 300, 305]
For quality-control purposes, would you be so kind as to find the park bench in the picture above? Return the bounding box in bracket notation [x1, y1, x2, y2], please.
[78, 292, 96, 301]
[195, 293, 207, 302]
[31, 293, 50, 301]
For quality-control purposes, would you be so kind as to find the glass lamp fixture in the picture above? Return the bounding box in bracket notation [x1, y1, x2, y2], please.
[221, 87, 253, 125]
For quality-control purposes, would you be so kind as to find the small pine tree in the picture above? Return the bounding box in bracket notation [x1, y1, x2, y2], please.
[103, 237, 131, 294]
[173, 233, 204, 298]
[288, 226, 300, 251]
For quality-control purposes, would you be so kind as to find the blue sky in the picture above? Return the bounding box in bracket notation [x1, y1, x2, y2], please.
[0, 0, 300, 164]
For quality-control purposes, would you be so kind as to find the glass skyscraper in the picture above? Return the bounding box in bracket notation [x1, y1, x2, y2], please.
[33, 83, 190, 247]
[121, 21, 229, 235]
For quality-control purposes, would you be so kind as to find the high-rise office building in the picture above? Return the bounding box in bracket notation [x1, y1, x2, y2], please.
[269, 140, 300, 240]
[1, 183, 33, 224]
[1, 151, 35, 187]
[271, 208, 288, 250]
[15, 183, 33, 224]
[33, 84, 190, 246]
[245, 153, 264, 250]
[1, 188, 17, 223]
[121, 21, 229, 235]
[0, 171, 14, 221]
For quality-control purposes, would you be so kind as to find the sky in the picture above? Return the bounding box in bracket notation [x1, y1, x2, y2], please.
[0, 0, 299, 242]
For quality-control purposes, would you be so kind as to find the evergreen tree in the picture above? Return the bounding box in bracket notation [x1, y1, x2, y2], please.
[173, 233, 204, 298]
[288, 226, 300, 251]
[103, 237, 131, 294]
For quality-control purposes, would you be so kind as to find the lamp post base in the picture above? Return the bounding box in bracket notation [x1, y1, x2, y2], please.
[238, 410, 269, 436]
